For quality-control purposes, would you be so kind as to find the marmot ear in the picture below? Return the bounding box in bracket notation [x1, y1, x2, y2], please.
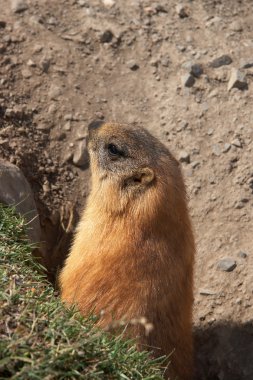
[133, 167, 155, 185]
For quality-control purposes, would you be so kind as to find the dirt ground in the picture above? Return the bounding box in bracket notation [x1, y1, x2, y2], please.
[0, 1, 253, 379]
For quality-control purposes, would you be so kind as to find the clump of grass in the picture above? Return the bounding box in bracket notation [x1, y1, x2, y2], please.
[0, 204, 164, 379]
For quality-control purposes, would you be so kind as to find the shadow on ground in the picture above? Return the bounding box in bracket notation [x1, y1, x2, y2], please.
[195, 321, 253, 380]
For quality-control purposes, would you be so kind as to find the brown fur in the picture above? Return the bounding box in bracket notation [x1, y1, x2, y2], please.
[59, 122, 195, 380]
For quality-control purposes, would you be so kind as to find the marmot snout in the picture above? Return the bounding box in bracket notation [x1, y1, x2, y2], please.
[60, 122, 195, 380]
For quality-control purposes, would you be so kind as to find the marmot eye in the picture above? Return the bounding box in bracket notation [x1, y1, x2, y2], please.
[108, 143, 120, 156]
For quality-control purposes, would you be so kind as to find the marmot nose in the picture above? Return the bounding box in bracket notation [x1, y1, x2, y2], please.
[88, 120, 105, 132]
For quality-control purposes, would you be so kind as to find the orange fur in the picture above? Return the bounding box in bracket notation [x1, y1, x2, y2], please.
[59, 122, 195, 380]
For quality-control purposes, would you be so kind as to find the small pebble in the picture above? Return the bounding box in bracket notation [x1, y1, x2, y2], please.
[217, 258, 237, 272]
[127, 60, 139, 71]
[11, 0, 28, 13]
[212, 144, 221, 157]
[210, 55, 232, 68]
[238, 251, 248, 259]
[181, 73, 195, 88]
[240, 59, 253, 69]
[199, 289, 216, 296]
[228, 68, 248, 91]
[73, 140, 89, 167]
[176, 4, 189, 18]
[222, 143, 231, 153]
[100, 30, 114, 43]
[179, 151, 190, 163]
[190, 63, 203, 78]
[231, 138, 242, 148]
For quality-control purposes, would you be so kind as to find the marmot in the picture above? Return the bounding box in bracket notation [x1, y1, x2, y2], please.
[59, 121, 195, 380]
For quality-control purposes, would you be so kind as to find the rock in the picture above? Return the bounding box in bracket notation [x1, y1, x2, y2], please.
[161, 56, 170, 67]
[48, 85, 62, 100]
[179, 151, 190, 163]
[47, 17, 58, 26]
[21, 68, 32, 79]
[191, 161, 200, 169]
[37, 123, 51, 131]
[228, 68, 248, 91]
[127, 60, 139, 71]
[0, 160, 40, 243]
[205, 16, 221, 28]
[0, 21, 6, 28]
[11, 0, 28, 13]
[199, 289, 216, 296]
[181, 73, 195, 88]
[231, 138, 242, 148]
[230, 20, 243, 32]
[176, 4, 189, 18]
[27, 59, 36, 67]
[222, 143, 231, 153]
[33, 44, 43, 54]
[240, 59, 253, 69]
[102, 0, 115, 7]
[95, 111, 104, 120]
[73, 140, 89, 167]
[210, 55, 232, 68]
[212, 144, 221, 157]
[0, 44, 6, 54]
[78, 0, 86, 6]
[63, 121, 71, 131]
[234, 199, 243, 210]
[39, 57, 51, 73]
[42, 180, 50, 193]
[190, 63, 203, 78]
[217, 258, 237, 272]
[100, 30, 114, 43]
[238, 251, 248, 259]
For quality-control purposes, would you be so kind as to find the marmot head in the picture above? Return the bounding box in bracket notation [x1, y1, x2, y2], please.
[87, 121, 184, 216]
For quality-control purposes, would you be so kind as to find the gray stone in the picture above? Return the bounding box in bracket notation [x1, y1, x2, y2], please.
[176, 4, 189, 18]
[230, 20, 243, 32]
[217, 258, 237, 272]
[228, 68, 248, 91]
[191, 161, 200, 169]
[100, 30, 114, 43]
[231, 138, 242, 148]
[0, 160, 40, 243]
[11, 0, 28, 13]
[179, 151, 190, 163]
[73, 140, 89, 167]
[222, 143, 231, 153]
[39, 57, 51, 73]
[190, 63, 203, 78]
[240, 59, 253, 69]
[238, 251, 248, 259]
[234, 200, 244, 209]
[212, 144, 221, 157]
[199, 289, 216, 296]
[48, 85, 62, 100]
[181, 73, 195, 88]
[210, 55, 232, 68]
[127, 60, 139, 71]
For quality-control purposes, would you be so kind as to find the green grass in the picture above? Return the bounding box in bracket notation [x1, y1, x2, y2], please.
[0, 204, 164, 380]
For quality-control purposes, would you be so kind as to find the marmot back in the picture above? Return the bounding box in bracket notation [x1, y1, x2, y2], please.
[60, 121, 195, 380]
